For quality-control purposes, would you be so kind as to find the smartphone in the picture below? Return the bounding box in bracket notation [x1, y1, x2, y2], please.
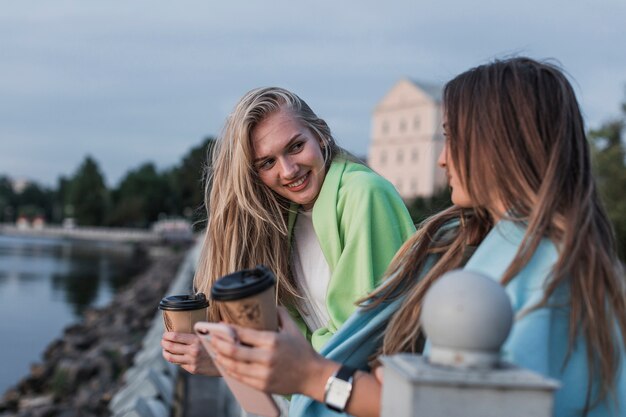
[194, 321, 280, 417]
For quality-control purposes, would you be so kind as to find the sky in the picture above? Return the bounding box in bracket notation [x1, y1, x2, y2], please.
[1, 0, 625, 187]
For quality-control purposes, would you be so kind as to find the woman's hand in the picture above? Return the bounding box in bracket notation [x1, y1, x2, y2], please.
[161, 332, 221, 376]
[209, 307, 336, 398]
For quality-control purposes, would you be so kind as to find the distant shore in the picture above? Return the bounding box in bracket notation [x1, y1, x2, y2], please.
[0, 223, 161, 244]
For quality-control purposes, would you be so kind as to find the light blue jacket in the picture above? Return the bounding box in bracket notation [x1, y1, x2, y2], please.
[466, 221, 625, 417]
[290, 220, 626, 417]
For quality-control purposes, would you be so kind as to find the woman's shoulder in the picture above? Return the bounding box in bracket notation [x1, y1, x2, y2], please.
[466, 220, 561, 309]
[333, 158, 397, 195]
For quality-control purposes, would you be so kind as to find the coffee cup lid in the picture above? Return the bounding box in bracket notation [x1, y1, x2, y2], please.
[159, 293, 209, 311]
[211, 265, 276, 301]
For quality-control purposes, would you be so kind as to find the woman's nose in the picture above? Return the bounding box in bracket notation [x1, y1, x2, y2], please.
[437, 144, 447, 168]
[279, 158, 299, 179]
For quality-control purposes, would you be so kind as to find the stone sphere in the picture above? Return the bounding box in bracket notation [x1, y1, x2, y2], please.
[421, 269, 513, 367]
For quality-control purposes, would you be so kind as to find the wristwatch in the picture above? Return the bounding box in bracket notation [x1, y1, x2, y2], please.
[324, 365, 357, 412]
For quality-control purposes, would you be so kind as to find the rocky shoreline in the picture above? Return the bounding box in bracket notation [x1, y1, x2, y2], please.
[0, 247, 187, 417]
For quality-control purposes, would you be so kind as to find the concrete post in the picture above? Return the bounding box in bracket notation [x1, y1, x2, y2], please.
[380, 270, 559, 417]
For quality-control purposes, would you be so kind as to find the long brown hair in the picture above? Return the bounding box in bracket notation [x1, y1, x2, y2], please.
[194, 87, 340, 321]
[367, 57, 626, 409]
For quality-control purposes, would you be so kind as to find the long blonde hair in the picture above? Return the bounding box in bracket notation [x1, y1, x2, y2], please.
[367, 58, 626, 411]
[194, 87, 339, 321]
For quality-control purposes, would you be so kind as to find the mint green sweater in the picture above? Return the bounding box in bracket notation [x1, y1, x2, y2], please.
[287, 158, 415, 351]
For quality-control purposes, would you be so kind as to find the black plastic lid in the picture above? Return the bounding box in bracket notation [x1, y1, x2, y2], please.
[159, 293, 209, 311]
[211, 265, 276, 301]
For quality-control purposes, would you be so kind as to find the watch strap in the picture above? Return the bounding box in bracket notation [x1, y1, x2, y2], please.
[335, 365, 356, 381]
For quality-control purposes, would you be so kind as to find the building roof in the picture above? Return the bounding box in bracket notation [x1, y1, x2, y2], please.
[408, 79, 443, 102]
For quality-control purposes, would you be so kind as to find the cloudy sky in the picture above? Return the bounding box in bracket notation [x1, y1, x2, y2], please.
[2, 0, 625, 186]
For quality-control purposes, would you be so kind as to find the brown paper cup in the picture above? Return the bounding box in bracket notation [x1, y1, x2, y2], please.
[161, 307, 208, 333]
[211, 266, 278, 331]
[159, 293, 209, 333]
[219, 285, 277, 331]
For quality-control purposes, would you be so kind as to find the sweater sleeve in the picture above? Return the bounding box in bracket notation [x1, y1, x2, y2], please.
[310, 171, 415, 351]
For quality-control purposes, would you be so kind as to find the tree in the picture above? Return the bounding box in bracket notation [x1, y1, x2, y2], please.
[589, 98, 626, 261]
[169, 137, 215, 228]
[406, 187, 452, 225]
[15, 183, 54, 220]
[107, 162, 172, 227]
[67, 156, 109, 226]
[51, 176, 71, 224]
[0, 176, 17, 223]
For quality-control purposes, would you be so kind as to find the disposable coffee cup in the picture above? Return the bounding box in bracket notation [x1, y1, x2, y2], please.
[159, 293, 209, 333]
[211, 265, 278, 331]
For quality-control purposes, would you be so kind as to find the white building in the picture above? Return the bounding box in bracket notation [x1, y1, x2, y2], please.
[368, 78, 447, 199]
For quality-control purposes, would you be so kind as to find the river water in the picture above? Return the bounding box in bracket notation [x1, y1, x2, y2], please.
[0, 234, 146, 395]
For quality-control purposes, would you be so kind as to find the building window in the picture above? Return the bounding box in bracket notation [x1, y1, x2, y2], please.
[411, 179, 417, 193]
[399, 119, 406, 132]
[397, 150, 403, 164]
[380, 151, 387, 165]
[382, 121, 389, 135]
[414, 116, 420, 130]
[412, 148, 418, 162]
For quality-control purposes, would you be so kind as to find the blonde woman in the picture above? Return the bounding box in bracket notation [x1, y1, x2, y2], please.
[207, 58, 626, 417]
[161, 87, 415, 374]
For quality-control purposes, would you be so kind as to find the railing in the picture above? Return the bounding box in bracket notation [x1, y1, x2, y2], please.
[0, 224, 161, 243]
[108, 243, 198, 417]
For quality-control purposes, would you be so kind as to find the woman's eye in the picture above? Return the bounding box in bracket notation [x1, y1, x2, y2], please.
[258, 159, 274, 170]
[290, 142, 304, 153]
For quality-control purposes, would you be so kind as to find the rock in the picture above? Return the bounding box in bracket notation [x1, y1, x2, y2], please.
[18, 394, 54, 409]
[0, 389, 19, 411]
[54, 407, 80, 417]
[29, 365, 46, 380]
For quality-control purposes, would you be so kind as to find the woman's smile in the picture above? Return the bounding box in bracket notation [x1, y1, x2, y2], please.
[285, 171, 310, 190]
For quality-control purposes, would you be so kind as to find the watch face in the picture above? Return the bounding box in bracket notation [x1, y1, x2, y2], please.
[326, 378, 353, 410]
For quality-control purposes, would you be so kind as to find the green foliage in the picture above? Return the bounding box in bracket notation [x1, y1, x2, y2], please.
[406, 187, 452, 225]
[0, 176, 17, 222]
[67, 156, 109, 226]
[107, 163, 173, 227]
[0, 176, 57, 223]
[52, 176, 71, 223]
[168, 137, 215, 229]
[105, 137, 214, 228]
[589, 102, 626, 261]
[50, 367, 71, 398]
[16, 183, 54, 219]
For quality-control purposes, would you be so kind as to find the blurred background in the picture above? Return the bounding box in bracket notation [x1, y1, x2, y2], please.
[1, 0, 625, 397]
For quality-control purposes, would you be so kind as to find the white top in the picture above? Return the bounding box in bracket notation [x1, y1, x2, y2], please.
[292, 209, 332, 332]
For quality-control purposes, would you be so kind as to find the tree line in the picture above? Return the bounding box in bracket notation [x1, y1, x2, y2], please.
[0, 137, 215, 230]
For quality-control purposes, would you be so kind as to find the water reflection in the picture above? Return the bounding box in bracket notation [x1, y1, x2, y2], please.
[51, 269, 102, 316]
[0, 234, 148, 394]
